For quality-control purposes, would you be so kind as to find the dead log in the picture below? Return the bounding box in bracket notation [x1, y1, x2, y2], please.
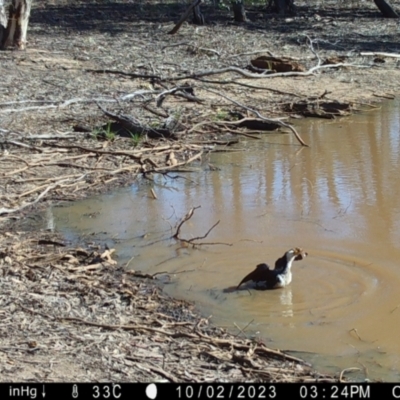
[283, 100, 351, 119]
[96, 104, 180, 140]
[250, 56, 305, 73]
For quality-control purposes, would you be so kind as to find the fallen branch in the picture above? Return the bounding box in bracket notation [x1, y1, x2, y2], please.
[361, 51, 400, 58]
[0, 128, 79, 140]
[97, 103, 177, 139]
[0, 97, 116, 113]
[150, 151, 203, 172]
[203, 88, 308, 146]
[131, 361, 180, 383]
[0, 177, 83, 215]
[86, 69, 160, 81]
[197, 78, 303, 97]
[372, 93, 395, 99]
[0, 92, 160, 114]
[38, 142, 142, 160]
[126, 270, 169, 280]
[162, 63, 370, 82]
[86, 63, 366, 84]
[50, 314, 307, 364]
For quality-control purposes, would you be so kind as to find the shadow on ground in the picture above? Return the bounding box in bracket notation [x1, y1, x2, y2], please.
[29, 0, 400, 52]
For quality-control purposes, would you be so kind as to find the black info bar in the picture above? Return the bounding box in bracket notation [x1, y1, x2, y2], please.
[2, 383, 400, 400]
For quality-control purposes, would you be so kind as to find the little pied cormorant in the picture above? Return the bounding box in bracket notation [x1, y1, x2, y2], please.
[236, 248, 308, 290]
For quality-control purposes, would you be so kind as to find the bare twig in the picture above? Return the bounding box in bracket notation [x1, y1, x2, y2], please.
[186, 220, 220, 243]
[339, 368, 361, 383]
[349, 328, 362, 341]
[305, 36, 322, 67]
[234, 319, 255, 339]
[390, 304, 400, 313]
[172, 206, 230, 246]
[173, 206, 201, 240]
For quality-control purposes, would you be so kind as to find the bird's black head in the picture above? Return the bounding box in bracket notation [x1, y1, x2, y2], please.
[275, 248, 307, 270]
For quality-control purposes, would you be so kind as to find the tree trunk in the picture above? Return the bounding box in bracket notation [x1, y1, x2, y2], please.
[231, 0, 247, 23]
[0, 0, 7, 45]
[1, 0, 32, 50]
[373, 0, 399, 18]
[168, 0, 201, 34]
[192, 4, 205, 25]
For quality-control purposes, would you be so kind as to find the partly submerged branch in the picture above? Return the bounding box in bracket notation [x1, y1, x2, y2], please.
[173, 206, 232, 246]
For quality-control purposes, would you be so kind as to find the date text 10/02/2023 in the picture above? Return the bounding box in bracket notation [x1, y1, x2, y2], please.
[175, 384, 372, 400]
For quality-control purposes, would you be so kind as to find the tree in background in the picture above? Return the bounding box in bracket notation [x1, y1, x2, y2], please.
[0, 0, 32, 50]
[1, 1, 399, 49]
[231, 0, 247, 22]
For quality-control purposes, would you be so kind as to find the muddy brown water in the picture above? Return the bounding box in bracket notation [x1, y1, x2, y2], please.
[38, 100, 400, 381]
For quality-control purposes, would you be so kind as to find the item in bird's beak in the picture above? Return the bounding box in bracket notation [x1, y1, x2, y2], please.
[294, 248, 308, 261]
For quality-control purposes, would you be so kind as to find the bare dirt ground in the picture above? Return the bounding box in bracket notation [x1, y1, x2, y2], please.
[1, 0, 400, 382]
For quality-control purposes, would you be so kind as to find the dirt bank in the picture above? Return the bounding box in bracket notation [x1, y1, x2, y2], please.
[0, 230, 338, 382]
[1, 0, 399, 382]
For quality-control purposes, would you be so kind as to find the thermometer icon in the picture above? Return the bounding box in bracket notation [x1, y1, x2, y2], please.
[72, 385, 79, 399]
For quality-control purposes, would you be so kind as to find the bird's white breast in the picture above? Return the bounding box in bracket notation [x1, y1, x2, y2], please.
[274, 271, 292, 288]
